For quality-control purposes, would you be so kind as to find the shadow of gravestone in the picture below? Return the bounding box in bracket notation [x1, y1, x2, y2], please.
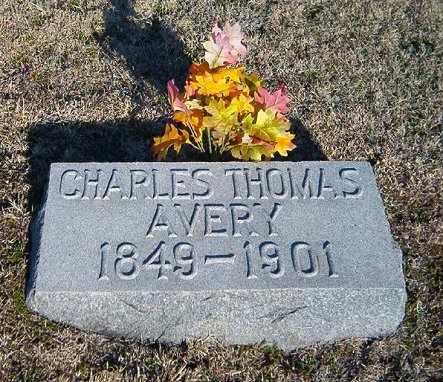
[26, 119, 158, 208]
[288, 118, 328, 162]
[96, 0, 191, 104]
[27, 0, 192, 206]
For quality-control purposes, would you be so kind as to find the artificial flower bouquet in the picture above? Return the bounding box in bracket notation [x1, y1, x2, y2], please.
[151, 22, 296, 161]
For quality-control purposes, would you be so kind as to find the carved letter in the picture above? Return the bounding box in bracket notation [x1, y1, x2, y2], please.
[146, 204, 178, 237]
[60, 170, 83, 199]
[82, 169, 103, 200]
[230, 203, 258, 237]
[339, 168, 362, 198]
[225, 168, 244, 199]
[104, 169, 129, 200]
[171, 169, 191, 199]
[244, 168, 267, 199]
[193, 169, 213, 199]
[318, 168, 338, 199]
[152, 169, 170, 199]
[288, 168, 317, 199]
[204, 204, 228, 237]
[174, 203, 202, 236]
[130, 170, 151, 200]
[255, 203, 283, 236]
[266, 168, 289, 198]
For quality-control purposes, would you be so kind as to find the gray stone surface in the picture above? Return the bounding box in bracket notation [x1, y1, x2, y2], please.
[27, 161, 406, 350]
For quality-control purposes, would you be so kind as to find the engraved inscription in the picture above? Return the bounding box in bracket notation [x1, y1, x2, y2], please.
[204, 253, 236, 265]
[59, 163, 376, 293]
[98, 242, 110, 281]
[243, 241, 259, 279]
[173, 242, 197, 280]
[60, 168, 214, 200]
[145, 202, 282, 238]
[114, 242, 139, 280]
[72, 164, 360, 286]
[260, 241, 284, 278]
[225, 167, 363, 200]
[98, 240, 339, 283]
[291, 242, 319, 277]
[60, 166, 362, 201]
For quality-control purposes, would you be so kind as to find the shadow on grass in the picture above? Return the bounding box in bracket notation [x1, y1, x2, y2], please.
[287, 119, 328, 162]
[95, 0, 191, 109]
[26, 118, 163, 207]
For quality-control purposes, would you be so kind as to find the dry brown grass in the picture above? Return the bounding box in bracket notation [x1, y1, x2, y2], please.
[0, 0, 442, 380]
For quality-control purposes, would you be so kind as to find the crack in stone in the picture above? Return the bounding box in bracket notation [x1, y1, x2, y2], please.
[224, 291, 259, 304]
[120, 299, 150, 314]
[156, 318, 182, 342]
[260, 306, 309, 324]
[200, 293, 216, 302]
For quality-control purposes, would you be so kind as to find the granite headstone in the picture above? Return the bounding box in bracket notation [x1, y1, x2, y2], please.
[27, 161, 406, 349]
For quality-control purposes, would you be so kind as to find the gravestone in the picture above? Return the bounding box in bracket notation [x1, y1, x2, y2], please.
[27, 161, 406, 350]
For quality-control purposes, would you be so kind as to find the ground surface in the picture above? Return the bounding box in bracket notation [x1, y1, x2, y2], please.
[0, 0, 442, 381]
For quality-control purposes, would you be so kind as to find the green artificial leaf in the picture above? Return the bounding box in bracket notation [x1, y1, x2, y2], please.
[203, 98, 239, 131]
[251, 109, 291, 142]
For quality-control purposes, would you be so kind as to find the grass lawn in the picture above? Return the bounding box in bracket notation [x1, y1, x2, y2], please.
[0, 0, 441, 380]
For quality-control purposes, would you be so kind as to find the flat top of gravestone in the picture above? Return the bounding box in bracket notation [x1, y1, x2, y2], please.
[30, 161, 404, 294]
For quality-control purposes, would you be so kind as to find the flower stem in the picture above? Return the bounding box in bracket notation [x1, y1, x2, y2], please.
[206, 126, 212, 155]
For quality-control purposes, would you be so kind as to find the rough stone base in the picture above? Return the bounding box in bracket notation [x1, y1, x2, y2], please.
[28, 288, 406, 350]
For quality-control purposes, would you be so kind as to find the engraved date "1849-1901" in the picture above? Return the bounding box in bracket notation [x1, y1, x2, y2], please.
[98, 240, 339, 282]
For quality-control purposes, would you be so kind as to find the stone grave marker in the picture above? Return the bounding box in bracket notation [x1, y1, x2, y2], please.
[27, 161, 406, 349]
